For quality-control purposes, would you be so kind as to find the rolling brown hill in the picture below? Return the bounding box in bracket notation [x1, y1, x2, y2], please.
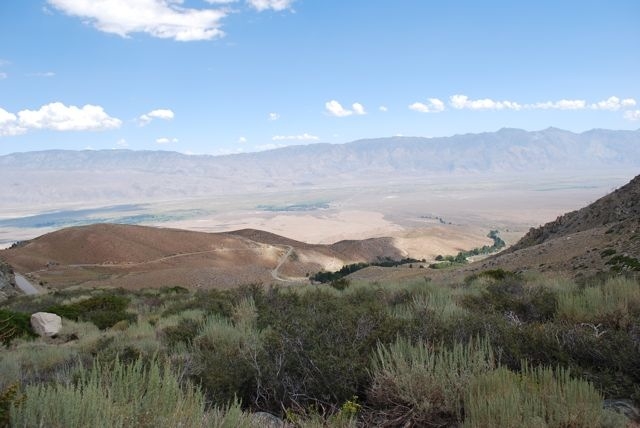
[0, 223, 404, 290]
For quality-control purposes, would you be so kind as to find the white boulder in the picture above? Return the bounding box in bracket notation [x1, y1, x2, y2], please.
[30, 312, 62, 337]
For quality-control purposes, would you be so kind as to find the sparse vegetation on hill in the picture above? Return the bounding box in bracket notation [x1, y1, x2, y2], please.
[1, 270, 637, 426]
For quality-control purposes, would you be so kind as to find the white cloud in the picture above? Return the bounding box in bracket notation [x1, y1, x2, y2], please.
[28, 71, 56, 77]
[352, 102, 366, 115]
[0, 72, 7, 79]
[379, 106, 388, 112]
[624, 110, 640, 121]
[325, 100, 352, 117]
[450, 94, 522, 111]
[325, 100, 367, 117]
[529, 99, 586, 110]
[139, 108, 175, 125]
[116, 138, 128, 147]
[254, 143, 286, 151]
[156, 137, 178, 144]
[17, 102, 122, 131]
[272, 133, 319, 141]
[409, 98, 445, 113]
[47, 0, 228, 41]
[0, 108, 25, 136]
[268, 112, 280, 121]
[247, 0, 295, 11]
[590, 96, 637, 111]
[238, 136, 247, 143]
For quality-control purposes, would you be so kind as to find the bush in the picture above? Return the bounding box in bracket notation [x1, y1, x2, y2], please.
[10, 358, 218, 427]
[47, 294, 135, 329]
[368, 336, 495, 426]
[557, 277, 640, 327]
[0, 309, 36, 345]
[464, 365, 625, 428]
[192, 315, 261, 406]
[461, 277, 557, 323]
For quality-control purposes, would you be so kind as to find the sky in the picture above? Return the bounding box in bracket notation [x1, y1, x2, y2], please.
[0, 0, 639, 155]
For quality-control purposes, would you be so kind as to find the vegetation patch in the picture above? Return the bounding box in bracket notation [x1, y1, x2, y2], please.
[0, 309, 36, 345]
[47, 293, 135, 329]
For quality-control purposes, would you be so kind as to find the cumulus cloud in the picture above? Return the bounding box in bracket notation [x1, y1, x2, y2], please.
[0, 108, 25, 136]
[139, 109, 175, 125]
[325, 100, 367, 117]
[237, 136, 247, 143]
[18, 102, 122, 131]
[450, 95, 522, 111]
[530, 99, 586, 110]
[156, 137, 178, 144]
[47, 0, 228, 41]
[48, 0, 296, 41]
[379, 106, 388, 112]
[352, 102, 366, 115]
[247, 0, 295, 11]
[446, 94, 639, 111]
[116, 138, 128, 147]
[590, 96, 637, 111]
[268, 112, 280, 121]
[0, 103, 121, 136]
[272, 133, 319, 141]
[409, 98, 445, 113]
[624, 110, 640, 121]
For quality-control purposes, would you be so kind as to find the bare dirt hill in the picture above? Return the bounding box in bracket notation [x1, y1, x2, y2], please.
[0, 224, 404, 290]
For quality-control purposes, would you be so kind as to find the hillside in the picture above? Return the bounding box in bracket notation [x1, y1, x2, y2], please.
[350, 173, 640, 283]
[0, 223, 403, 290]
[476, 174, 640, 277]
[1, 128, 638, 209]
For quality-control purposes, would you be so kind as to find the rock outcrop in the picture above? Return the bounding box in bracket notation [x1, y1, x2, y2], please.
[0, 261, 17, 301]
[30, 312, 62, 337]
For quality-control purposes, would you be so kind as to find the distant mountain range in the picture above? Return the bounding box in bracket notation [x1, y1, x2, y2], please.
[1, 127, 638, 207]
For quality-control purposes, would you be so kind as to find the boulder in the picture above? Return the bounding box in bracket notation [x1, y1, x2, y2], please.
[251, 412, 287, 428]
[604, 399, 640, 423]
[30, 312, 62, 337]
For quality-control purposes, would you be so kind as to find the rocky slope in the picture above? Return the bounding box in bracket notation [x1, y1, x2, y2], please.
[474, 174, 640, 277]
[0, 261, 17, 300]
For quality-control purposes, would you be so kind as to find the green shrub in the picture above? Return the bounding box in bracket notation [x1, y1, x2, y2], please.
[461, 278, 557, 323]
[192, 315, 260, 405]
[256, 287, 400, 412]
[0, 309, 36, 345]
[11, 358, 215, 427]
[368, 336, 495, 426]
[47, 294, 135, 329]
[464, 365, 625, 428]
[557, 277, 640, 326]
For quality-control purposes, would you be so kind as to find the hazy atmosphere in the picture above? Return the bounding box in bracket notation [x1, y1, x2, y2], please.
[1, 2, 640, 427]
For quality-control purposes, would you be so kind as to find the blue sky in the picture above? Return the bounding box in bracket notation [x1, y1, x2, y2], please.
[0, 0, 639, 155]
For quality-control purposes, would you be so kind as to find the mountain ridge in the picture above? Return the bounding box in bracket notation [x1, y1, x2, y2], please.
[1, 128, 638, 209]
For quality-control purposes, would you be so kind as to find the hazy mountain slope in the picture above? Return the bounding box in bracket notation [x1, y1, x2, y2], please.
[1, 128, 638, 208]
